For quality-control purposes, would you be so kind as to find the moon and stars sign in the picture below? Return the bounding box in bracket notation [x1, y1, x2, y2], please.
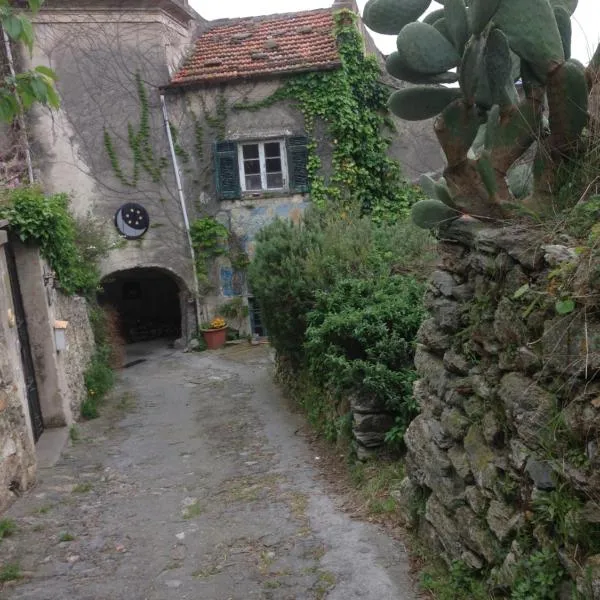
[114, 203, 150, 239]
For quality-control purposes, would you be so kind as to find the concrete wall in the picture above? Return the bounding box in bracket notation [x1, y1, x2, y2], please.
[0, 233, 36, 514]
[24, 0, 200, 337]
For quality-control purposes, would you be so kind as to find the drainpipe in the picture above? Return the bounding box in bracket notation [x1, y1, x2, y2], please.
[160, 93, 203, 332]
[2, 26, 34, 185]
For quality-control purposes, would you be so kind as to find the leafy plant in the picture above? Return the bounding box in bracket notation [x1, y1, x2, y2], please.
[511, 549, 565, 600]
[364, 0, 599, 222]
[0, 187, 101, 295]
[305, 275, 425, 439]
[0, 562, 21, 583]
[421, 560, 488, 600]
[0, 519, 16, 541]
[0, 0, 59, 122]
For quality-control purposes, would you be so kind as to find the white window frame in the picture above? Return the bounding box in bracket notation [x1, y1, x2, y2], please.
[237, 140, 288, 193]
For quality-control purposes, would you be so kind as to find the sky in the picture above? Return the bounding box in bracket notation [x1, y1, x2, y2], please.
[191, 0, 600, 64]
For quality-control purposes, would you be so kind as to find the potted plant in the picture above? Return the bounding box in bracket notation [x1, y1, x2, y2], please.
[200, 316, 228, 350]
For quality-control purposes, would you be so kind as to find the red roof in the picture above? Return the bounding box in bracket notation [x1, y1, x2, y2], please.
[168, 9, 341, 87]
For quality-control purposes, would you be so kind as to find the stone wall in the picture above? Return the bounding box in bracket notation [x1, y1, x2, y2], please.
[53, 293, 95, 422]
[399, 222, 600, 597]
[0, 236, 36, 514]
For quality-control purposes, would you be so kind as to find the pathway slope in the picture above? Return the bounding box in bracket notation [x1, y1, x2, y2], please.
[2, 343, 416, 600]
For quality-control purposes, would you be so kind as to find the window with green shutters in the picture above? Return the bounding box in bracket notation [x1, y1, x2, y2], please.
[213, 136, 309, 199]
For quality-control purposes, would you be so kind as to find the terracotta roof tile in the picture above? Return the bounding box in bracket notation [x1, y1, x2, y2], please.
[168, 9, 341, 87]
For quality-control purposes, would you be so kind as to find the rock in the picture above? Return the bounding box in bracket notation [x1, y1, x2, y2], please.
[494, 298, 527, 346]
[525, 458, 556, 490]
[475, 227, 544, 271]
[414, 346, 450, 397]
[576, 554, 600, 599]
[188, 339, 200, 351]
[430, 270, 457, 297]
[498, 373, 555, 446]
[509, 439, 530, 471]
[413, 380, 444, 417]
[514, 346, 541, 374]
[486, 499, 522, 541]
[542, 314, 600, 379]
[442, 408, 470, 441]
[448, 445, 471, 480]
[429, 419, 454, 450]
[580, 501, 600, 524]
[390, 477, 422, 529]
[562, 386, 600, 440]
[455, 505, 499, 563]
[465, 486, 488, 515]
[452, 282, 475, 301]
[482, 411, 504, 448]
[353, 413, 395, 448]
[542, 244, 578, 267]
[356, 444, 377, 461]
[417, 319, 452, 355]
[503, 264, 529, 296]
[438, 242, 469, 275]
[464, 424, 497, 489]
[424, 495, 465, 562]
[424, 295, 465, 332]
[469, 252, 497, 275]
[463, 396, 485, 420]
[471, 375, 495, 401]
[443, 349, 470, 376]
[350, 393, 387, 415]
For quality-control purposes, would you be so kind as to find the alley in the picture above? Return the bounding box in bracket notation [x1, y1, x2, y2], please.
[1, 344, 415, 600]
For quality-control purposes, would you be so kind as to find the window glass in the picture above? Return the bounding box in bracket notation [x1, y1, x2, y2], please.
[266, 173, 283, 189]
[265, 157, 282, 173]
[242, 144, 259, 159]
[244, 159, 260, 175]
[264, 142, 281, 158]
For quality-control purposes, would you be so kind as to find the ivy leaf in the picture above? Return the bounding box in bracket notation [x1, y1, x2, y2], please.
[27, 0, 43, 13]
[35, 66, 57, 80]
[555, 299, 575, 315]
[2, 14, 22, 40]
[513, 283, 530, 299]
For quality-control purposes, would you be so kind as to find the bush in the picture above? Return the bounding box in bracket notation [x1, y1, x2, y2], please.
[250, 207, 433, 444]
[0, 187, 102, 295]
[305, 275, 425, 435]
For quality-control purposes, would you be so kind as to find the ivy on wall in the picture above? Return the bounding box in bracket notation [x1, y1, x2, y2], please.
[103, 72, 168, 186]
[234, 10, 421, 221]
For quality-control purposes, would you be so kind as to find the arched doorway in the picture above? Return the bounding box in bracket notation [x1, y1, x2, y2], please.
[98, 268, 183, 343]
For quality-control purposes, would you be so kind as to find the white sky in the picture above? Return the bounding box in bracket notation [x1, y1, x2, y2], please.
[191, 0, 600, 64]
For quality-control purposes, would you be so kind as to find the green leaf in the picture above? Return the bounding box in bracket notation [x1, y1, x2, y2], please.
[555, 299, 575, 315]
[2, 14, 22, 40]
[27, 0, 43, 13]
[35, 65, 58, 80]
[513, 283, 530, 299]
[19, 15, 34, 51]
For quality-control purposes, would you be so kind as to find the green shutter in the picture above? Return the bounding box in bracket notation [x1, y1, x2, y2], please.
[214, 141, 241, 200]
[286, 136, 309, 194]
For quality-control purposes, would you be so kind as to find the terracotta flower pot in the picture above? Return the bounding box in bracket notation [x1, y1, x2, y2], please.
[202, 327, 227, 350]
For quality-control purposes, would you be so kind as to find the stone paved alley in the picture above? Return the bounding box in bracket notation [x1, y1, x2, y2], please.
[1, 343, 415, 600]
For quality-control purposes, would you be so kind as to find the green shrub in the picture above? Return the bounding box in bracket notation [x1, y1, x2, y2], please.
[511, 549, 565, 600]
[0, 187, 101, 295]
[305, 275, 425, 438]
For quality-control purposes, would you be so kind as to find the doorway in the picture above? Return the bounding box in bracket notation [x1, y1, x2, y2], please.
[98, 268, 182, 343]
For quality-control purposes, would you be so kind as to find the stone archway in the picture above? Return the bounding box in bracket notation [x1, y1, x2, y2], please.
[98, 267, 185, 344]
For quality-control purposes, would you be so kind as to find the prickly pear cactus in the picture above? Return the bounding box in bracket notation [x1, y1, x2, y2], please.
[361, 0, 596, 226]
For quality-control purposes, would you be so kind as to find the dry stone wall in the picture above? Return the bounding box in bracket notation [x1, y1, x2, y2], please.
[399, 222, 600, 596]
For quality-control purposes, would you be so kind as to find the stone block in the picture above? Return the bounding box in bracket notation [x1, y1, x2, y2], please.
[353, 413, 395, 448]
[493, 297, 527, 346]
[465, 485, 488, 515]
[443, 349, 470, 376]
[413, 379, 444, 417]
[424, 495, 465, 561]
[430, 270, 457, 297]
[486, 499, 522, 541]
[464, 424, 498, 490]
[509, 439, 530, 471]
[414, 345, 450, 397]
[0, 389, 7, 412]
[423, 295, 465, 333]
[442, 407, 470, 441]
[525, 457, 556, 490]
[455, 505, 499, 563]
[448, 445, 471, 480]
[482, 411, 505, 448]
[350, 392, 387, 415]
[499, 373, 555, 447]
[417, 318, 452, 355]
[475, 227, 544, 271]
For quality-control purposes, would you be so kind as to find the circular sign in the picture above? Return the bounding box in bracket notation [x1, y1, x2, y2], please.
[114, 203, 150, 239]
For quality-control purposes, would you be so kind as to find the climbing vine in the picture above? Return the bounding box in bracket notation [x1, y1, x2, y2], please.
[234, 10, 421, 221]
[103, 72, 168, 186]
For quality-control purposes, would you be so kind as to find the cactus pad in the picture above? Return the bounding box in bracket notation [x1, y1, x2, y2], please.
[388, 86, 463, 121]
[411, 199, 461, 229]
[444, 0, 469, 53]
[396, 22, 461, 74]
[468, 0, 501, 36]
[493, 0, 565, 81]
[362, 0, 432, 35]
[386, 52, 458, 84]
[484, 28, 513, 106]
[554, 6, 572, 60]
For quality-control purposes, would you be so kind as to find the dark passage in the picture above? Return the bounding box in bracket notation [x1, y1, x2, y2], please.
[98, 268, 182, 343]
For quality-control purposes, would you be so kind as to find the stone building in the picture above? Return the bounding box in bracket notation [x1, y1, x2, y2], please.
[16, 0, 442, 340]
